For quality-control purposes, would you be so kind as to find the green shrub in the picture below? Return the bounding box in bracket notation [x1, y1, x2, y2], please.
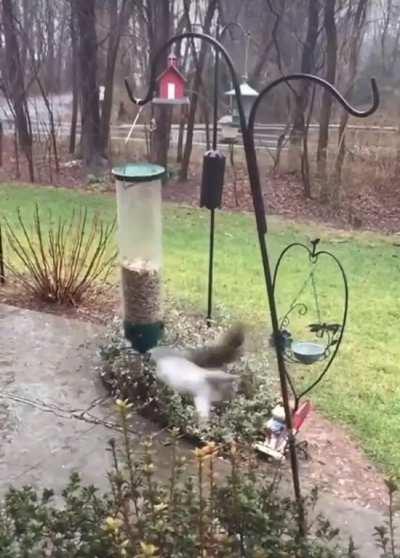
[0, 475, 115, 557]
[0, 401, 361, 558]
[374, 478, 400, 558]
[99, 308, 276, 444]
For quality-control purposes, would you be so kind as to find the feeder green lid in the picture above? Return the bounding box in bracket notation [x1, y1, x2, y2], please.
[112, 163, 166, 183]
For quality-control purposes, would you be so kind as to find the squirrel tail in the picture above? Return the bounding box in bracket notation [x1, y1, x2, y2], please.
[188, 322, 245, 369]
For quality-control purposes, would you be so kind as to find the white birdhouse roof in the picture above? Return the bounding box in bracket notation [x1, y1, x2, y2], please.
[225, 80, 259, 98]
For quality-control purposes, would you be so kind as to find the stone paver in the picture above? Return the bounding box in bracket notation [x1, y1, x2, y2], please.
[0, 303, 393, 556]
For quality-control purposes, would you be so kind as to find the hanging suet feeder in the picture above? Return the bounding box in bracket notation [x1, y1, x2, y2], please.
[112, 163, 165, 353]
[200, 150, 226, 210]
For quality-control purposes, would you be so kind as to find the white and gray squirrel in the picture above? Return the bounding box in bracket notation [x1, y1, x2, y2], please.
[147, 323, 245, 426]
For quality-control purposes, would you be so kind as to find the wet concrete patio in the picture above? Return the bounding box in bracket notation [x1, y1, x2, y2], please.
[0, 303, 186, 494]
[0, 303, 392, 556]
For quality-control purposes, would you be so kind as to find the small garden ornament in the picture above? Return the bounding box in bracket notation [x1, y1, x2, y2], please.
[254, 400, 312, 461]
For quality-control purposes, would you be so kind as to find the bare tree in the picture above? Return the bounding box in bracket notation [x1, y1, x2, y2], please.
[20, 0, 31, 73]
[146, 0, 172, 168]
[45, 0, 56, 92]
[54, 2, 68, 92]
[99, 0, 130, 154]
[288, 0, 319, 176]
[180, 0, 218, 181]
[69, 0, 79, 154]
[317, 0, 337, 194]
[334, 0, 369, 195]
[74, 0, 105, 171]
[1, 0, 34, 181]
[249, 0, 285, 85]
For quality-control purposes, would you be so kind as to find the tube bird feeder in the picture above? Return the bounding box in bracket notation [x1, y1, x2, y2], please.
[112, 163, 165, 353]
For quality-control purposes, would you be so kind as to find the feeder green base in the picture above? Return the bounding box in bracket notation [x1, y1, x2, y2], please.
[123, 321, 164, 353]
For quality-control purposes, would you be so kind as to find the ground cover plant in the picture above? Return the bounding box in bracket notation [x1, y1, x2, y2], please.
[0, 401, 374, 558]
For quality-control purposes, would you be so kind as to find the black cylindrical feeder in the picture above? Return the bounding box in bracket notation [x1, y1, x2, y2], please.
[200, 150, 226, 210]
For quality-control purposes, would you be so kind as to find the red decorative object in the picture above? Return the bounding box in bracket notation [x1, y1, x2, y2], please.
[292, 400, 312, 432]
[153, 55, 189, 105]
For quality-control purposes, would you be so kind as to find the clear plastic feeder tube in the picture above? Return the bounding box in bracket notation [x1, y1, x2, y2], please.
[112, 163, 165, 353]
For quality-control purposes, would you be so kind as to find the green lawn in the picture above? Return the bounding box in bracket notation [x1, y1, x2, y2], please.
[1, 183, 400, 476]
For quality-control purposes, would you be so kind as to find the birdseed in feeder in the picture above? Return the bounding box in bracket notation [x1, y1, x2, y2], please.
[121, 259, 162, 325]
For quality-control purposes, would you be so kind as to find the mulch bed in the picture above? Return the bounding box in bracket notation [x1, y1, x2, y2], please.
[0, 281, 117, 325]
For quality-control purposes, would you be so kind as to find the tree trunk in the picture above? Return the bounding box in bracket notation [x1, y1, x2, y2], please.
[147, 0, 172, 168]
[74, 0, 104, 171]
[180, 0, 218, 181]
[69, 0, 79, 154]
[45, 0, 56, 93]
[176, 38, 190, 163]
[301, 85, 316, 198]
[1, 0, 34, 181]
[317, 0, 337, 196]
[21, 0, 30, 73]
[288, 0, 319, 174]
[249, 0, 286, 86]
[100, 0, 129, 155]
[333, 0, 368, 198]
[55, 4, 68, 92]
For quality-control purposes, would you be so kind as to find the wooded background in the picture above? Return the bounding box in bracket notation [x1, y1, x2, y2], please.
[0, 0, 399, 208]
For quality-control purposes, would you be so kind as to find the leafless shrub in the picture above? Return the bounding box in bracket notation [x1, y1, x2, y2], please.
[3, 205, 117, 305]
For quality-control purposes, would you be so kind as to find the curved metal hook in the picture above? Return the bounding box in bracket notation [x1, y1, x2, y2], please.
[248, 73, 379, 132]
[219, 21, 247, 39]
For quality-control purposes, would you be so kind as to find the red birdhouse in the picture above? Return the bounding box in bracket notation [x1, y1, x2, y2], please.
[153, 55, 189, 105]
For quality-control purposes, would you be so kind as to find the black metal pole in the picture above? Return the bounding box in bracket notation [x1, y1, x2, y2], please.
[125, 30, 304, 530]
[212, 22, 220, 151]
[206, 23, 221, 327]
[207, 208, 215, 325]
[241, 127, 305, 534]
[206, 22, 246, 326]
[243, 73, 377, 536]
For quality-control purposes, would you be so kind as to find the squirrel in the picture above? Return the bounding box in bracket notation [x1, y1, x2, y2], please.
[148, 323, 246, 425]
[185, 322, 245, 369]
